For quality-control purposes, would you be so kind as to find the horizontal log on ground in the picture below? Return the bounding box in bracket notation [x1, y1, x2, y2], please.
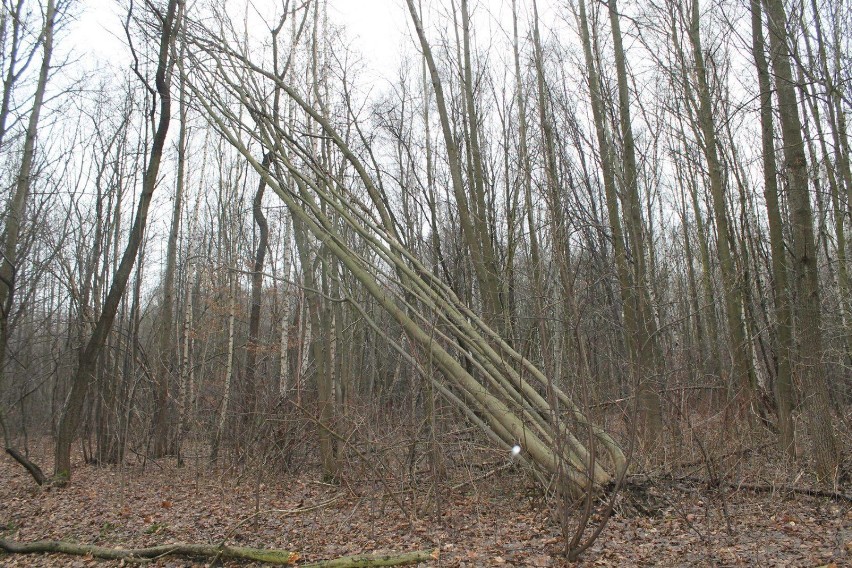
[0, 539, 298, 564]
[300, 548, 440, 567]
[0, 538, 439, 567]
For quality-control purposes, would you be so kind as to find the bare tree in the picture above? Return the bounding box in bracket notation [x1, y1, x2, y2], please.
[750, 0, 795, 457]
[54, 0, 183, 480]
[151, 32, 190, 458]
[764, 0, 841, 482]
[0, 0, 59, 449]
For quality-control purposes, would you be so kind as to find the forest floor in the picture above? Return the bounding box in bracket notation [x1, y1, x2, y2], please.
[1, 438, 850, 567]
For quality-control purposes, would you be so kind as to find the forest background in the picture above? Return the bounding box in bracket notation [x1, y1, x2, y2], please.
[0, 0, 850, 564]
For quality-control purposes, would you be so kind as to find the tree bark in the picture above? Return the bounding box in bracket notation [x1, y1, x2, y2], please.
[5, 447, 46, 485]
[0, 538, 298, 565]
[300, 549, 439, 568]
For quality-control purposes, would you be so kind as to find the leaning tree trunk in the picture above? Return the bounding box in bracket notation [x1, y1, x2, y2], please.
[184, 38, 626, 495]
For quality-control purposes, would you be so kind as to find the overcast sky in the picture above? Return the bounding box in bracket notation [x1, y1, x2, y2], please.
[69, 0, 412, 78]
[68, 0, 568, 86]
[329, 0, 411, 74]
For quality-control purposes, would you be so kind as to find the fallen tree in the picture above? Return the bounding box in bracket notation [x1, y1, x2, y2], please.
[0, 538, 438, 567]
[182, 6, 627, 498]
[0, 539, 299, 565]
[300, 549, 440, 568]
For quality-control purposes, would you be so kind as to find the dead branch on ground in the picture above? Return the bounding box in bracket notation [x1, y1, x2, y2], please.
[0, 538, 439, 567]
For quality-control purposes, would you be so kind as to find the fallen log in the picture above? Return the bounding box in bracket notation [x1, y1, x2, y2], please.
[0, 539, 298, 564]
[300, 549, 440, 567]
[0, 538, 439, 567]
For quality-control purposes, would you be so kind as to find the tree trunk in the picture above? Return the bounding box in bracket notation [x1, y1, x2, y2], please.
[54, 0, 182, 480]
[0, 538, 436, 568]
[0, 0, 56, 449]
[245, 153, 271, 427]
[764, 0, 841, 481]
[186, 18, 627, 495]
[405, 0, 504, 331]
[750, 0, 795, 458]
[278, 216, 293, 396]
[687, 0, 755, 406]
[606, 0, 664, 439]
[577, 0, 661, 441]
[152, 52, 188, 459]
[211, 274, 236, 464]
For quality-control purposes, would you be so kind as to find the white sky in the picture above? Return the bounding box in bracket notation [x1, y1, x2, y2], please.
[69, 0, 411, 78]
[329, 0, 411, 76]
[69, 0, 125, 62]
[68, 1, 565, 84]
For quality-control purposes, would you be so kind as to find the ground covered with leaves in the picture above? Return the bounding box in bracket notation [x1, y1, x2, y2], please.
[1, 440, 850, 567]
